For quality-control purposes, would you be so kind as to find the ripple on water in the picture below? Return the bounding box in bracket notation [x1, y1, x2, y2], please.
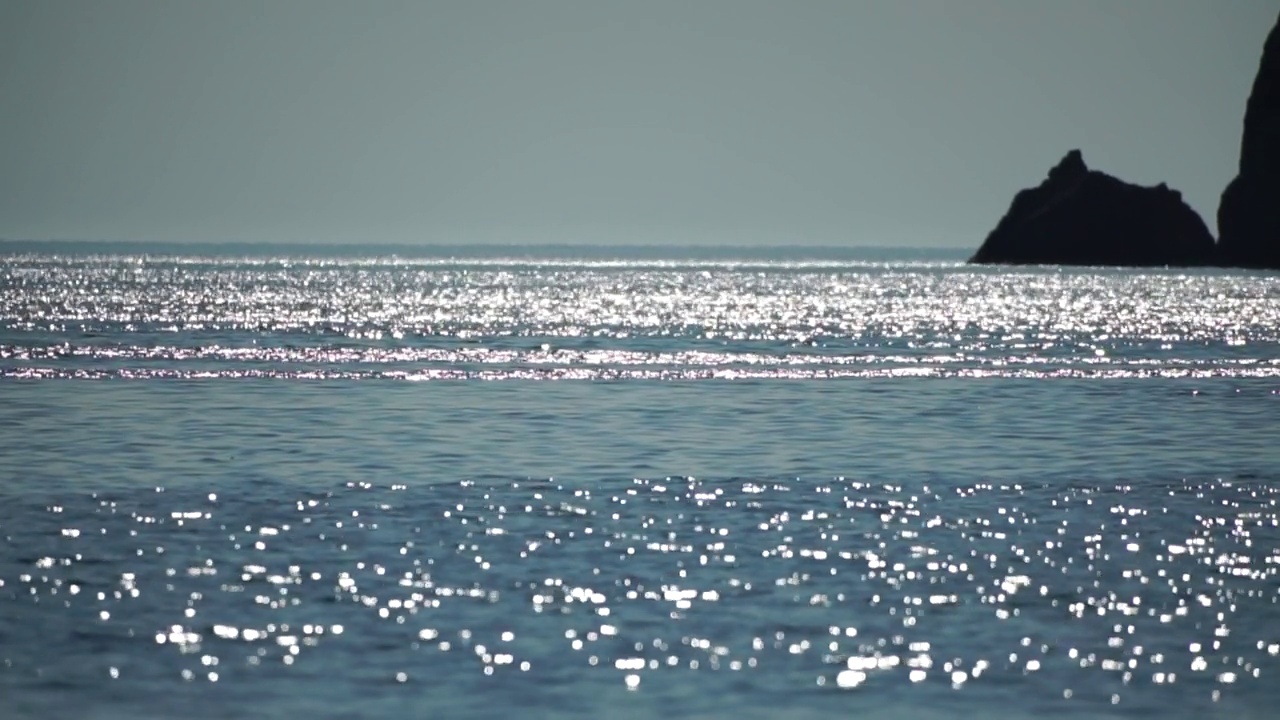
[2, 475, 1279, 719]
[4, 254, 1280, 381]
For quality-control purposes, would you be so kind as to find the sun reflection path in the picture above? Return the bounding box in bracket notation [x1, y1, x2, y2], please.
[2, 474, 1278, 714]
[4, 254, 1280, 380]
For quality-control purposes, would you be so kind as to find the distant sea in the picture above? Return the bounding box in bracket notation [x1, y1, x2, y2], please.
[2, 241, 1278, 719]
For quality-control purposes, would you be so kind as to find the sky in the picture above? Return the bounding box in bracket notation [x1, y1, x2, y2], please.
[0, 0, 1276, 248]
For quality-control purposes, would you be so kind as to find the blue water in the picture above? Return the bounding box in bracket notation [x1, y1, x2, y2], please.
[2, 243, 1278, 719]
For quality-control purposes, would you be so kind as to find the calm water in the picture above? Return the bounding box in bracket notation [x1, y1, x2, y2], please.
[1, 243, 1278, 719]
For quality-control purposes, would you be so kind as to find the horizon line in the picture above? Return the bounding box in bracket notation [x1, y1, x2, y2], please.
[0, 238, 970, 252]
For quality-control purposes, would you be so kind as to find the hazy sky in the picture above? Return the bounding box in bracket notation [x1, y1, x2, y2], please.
[1, 1, 1276, 247]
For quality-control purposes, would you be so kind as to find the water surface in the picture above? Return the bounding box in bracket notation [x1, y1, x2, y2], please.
[1, 244, 1277, 719]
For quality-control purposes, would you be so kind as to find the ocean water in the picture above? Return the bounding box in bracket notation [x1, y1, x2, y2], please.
[1, 243, 1278, 719]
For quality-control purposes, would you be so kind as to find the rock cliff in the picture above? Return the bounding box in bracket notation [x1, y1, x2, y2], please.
[1217, 13, 1280, 269]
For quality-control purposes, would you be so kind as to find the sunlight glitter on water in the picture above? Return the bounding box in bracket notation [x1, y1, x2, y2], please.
[4, 254, 1280, 383]
[3, 475, 1278, 718]
[4, 248, 1280, 719]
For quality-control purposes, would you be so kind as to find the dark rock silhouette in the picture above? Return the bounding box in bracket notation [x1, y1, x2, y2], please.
[969, 150, 1216, 267]
[972, 12, 1280, 270]
[1217, 13, 1280, 269]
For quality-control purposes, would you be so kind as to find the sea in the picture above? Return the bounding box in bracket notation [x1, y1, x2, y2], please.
[1, 241, 1278, 719]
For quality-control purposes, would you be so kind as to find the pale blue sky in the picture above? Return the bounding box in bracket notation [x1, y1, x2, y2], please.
[0, 0, 1275, 246]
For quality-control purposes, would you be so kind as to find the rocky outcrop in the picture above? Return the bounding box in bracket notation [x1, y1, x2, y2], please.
[969, 150, 1216, 267]
[1217, 13, 1280, 269]
[971, 12, 1280, 270]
